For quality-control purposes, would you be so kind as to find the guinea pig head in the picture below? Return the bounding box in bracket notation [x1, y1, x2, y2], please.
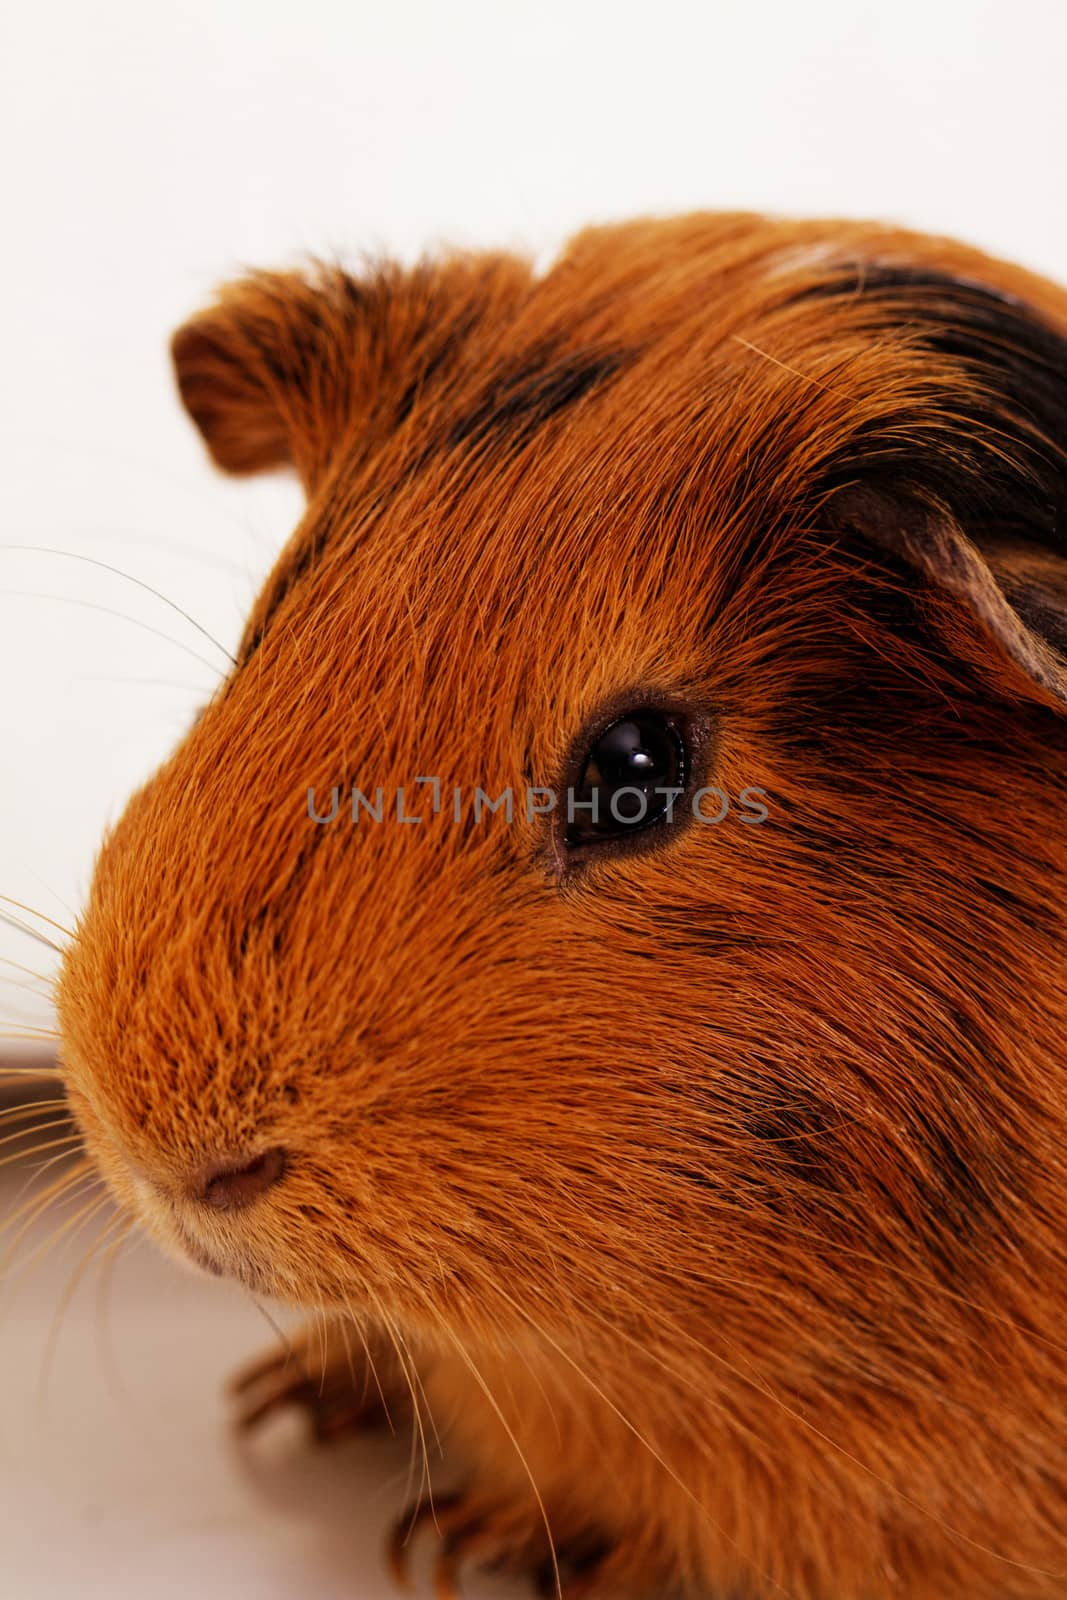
[57, 218, 1067, 1378]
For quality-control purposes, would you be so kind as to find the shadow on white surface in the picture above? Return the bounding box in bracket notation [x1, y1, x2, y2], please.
[1, 1145, 528, 1600]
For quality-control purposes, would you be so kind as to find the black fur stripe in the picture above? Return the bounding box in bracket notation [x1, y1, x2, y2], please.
[444, 342, 630, 453]
[802, 266, 1067, 543]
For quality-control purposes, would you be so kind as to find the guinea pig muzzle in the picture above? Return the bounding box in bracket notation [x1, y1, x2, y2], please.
[124, 1145, 290, 1290]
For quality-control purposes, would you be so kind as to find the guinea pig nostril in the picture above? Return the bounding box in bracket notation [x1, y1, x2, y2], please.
[192, 1147, 287, 1211]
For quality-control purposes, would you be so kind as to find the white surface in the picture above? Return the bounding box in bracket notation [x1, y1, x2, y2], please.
[0, 1140, 527, 1599]
[1, 0, 1066, 1033]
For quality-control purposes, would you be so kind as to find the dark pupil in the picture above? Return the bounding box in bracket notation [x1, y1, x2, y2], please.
[568, 713, 683, 843]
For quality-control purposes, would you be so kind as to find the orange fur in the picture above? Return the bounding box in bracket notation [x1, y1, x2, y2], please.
[57, 213, 1067, 1599]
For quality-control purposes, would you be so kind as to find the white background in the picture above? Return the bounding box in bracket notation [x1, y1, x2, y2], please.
[0, 5, 1065, 1596]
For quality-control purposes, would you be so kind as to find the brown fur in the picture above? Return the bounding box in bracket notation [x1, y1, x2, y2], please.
[57, 213, 1067, 1599]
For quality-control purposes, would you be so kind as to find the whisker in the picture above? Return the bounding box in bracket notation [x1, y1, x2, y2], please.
[0, 954, 56, 986]
[584, 1297, 857, 1565]
[93, 1218, 136, 1414]
[0, 1132, 83, 1172]
[36, 1200, 122, 1412]
[0, 590, 227, 679]
[388, 1307, 442, 1500]
[694, 1206, 1067, 1367]
[0, 896, 73, 943]
[0, 1097, 69, 1125]
[0, 544, 238, 665]
[315, 1304, 328, 1399]
[375, 1296, 442, 1461]
[364, 1283, 435, 1535]
[0, 980, 55, 1011]
[384, 1312, 429, 1515]
[0, 908, 65, 954]
[1, 1174, 107, 1286]
[0, 1158, 96, 1259]
[1, 1150, 94, 1223]
[371, 1305, 422, 1504]
[332, 1306, 363, 1407]
[438, 1320, 563, 1600]
[25, 1187, 113, 1294]
[0, 1115, 77, 1152]
[342, 1291, 396, 1432]
[5, 1145, 88, 1208]
[634, 1294, 1060, 1583]
[20, 867, 78, 931]
[246, 1293, 296, 1361]
[487, 1278, 789, 1600]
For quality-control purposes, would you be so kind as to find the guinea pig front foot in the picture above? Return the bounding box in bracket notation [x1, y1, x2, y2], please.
[388, 1486, 620, 1600]
[230, 1316, 412, 1443]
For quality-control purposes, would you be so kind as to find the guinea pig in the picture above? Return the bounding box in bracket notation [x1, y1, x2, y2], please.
[56, 211, 1067, 1600]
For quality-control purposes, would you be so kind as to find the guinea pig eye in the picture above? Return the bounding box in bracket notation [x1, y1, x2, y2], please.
[566, 711, 687, 847]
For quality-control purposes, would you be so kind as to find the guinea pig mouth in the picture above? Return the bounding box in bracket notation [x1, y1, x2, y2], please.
[127, 1173, 279, 1294]
[171, 1220, 278, 1295]
[176, 1232, 227, 1278]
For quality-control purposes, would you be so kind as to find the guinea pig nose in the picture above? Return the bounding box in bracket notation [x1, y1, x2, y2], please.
[191, 1147, 287, 1211]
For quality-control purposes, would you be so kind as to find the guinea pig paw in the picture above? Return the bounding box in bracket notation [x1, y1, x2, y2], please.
[230, 1321, 404, 1443]
[388, 1489, 616, 1600]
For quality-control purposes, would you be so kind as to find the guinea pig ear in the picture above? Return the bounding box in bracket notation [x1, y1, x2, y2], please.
[830, 486, 1067, 707]
[170, 256, 533, 488]
[170, 270, 349, 480]
[824, 271, 1067, 710]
